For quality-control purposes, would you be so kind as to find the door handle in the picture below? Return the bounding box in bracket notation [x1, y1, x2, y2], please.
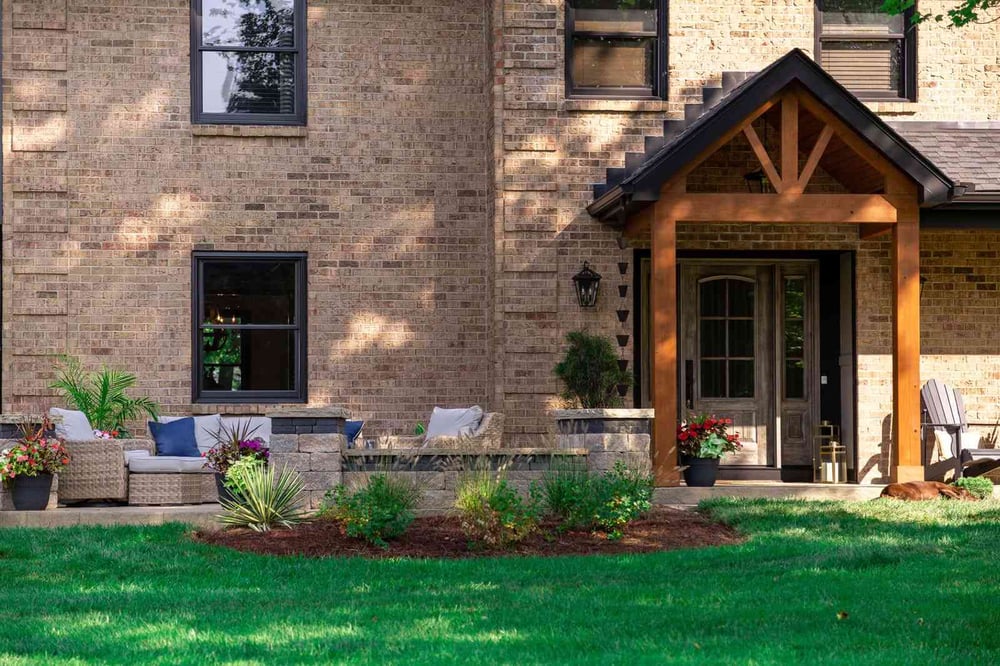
[685, 360, 695, 410]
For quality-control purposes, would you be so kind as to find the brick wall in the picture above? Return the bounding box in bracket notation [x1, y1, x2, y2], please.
[2, 0, 493, 437]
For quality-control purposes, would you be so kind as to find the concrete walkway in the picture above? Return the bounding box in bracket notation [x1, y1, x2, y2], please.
[0, 504, 222, 530]
[654, 481, 886, 508]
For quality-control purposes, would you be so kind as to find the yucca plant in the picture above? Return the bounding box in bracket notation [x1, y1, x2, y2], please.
[218, 464, 309, 532]
[50, 356, 159, 437]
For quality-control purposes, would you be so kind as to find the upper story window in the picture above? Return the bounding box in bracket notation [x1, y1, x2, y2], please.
[816, 1, 916, 101]
[566, 1, 666, 99]
[191, 0, 307, 125]
[193, 252, 308, 403]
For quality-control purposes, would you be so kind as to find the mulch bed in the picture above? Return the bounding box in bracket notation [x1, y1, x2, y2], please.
[193, 507, 743, 559]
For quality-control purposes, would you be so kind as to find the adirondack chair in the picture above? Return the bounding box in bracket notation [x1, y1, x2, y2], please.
[921, 379, 999, 479]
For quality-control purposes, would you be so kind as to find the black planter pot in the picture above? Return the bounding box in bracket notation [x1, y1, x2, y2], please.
[680, 455, 720, 487]
[214, 473, 236, 504]
[10, 473, 53, 510]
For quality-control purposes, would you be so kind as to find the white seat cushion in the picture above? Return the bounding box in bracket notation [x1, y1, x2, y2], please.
[159, 414, 223, 454]
[49, 408, 95, 441]
[128, 455, 212, 474]
[424, 406, 484, 442]
[123, 450, 152, 465]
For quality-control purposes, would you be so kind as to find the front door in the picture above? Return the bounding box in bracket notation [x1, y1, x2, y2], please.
[678, 261, 819, 472]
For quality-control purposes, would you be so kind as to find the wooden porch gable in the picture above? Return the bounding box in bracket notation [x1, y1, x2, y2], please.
[632, 88, 926, 486]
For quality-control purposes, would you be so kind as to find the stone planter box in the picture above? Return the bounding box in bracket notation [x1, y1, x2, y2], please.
[552, 409, 654, 474]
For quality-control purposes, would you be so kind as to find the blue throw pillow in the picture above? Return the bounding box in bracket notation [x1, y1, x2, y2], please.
[345, 420, 365, 448]
[148, 418, 200, 457]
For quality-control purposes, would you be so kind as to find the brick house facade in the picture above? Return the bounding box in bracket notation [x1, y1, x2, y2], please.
[3, 1, 1000, 484]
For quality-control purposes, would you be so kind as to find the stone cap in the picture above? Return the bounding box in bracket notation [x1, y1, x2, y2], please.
[343, 447, 589, 457]
[551, 408, 654, 420]
[265, 407, 351, 419]
[0, 413, 62, 424]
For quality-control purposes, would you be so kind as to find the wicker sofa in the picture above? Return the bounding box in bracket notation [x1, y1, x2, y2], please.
[57, 439, 155, 504]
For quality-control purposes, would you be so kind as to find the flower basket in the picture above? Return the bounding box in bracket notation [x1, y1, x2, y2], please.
[677, 415, 742, 487]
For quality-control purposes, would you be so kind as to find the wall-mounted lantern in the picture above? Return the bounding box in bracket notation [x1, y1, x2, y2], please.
[572, 262, 602, 308]
[743, 168, 772, 194]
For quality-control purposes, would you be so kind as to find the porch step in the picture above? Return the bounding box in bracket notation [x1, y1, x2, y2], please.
[654, 482, 887, 506]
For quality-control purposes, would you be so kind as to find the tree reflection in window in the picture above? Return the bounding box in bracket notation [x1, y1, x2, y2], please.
[784, 277, 806, 400]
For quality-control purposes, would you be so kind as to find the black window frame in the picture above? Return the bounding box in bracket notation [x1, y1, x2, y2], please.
[814, 1, 917, 102]
[565, 0, 668, 100]
[192, 251, 308, 404]
[190, 0, 308, 126]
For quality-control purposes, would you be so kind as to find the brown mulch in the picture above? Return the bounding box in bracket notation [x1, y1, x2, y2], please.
[193, 507, 743, 559]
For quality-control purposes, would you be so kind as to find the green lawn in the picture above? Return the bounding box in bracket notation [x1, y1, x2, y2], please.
[2, 500, 999, 665]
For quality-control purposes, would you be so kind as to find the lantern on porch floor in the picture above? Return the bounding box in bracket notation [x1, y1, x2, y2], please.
[813, 421, 846, 484]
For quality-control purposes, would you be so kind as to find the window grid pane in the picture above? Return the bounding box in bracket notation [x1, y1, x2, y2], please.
[567, 0, 661, 97]
[699, 278, 755, 399]
[784, 277, 806, 400]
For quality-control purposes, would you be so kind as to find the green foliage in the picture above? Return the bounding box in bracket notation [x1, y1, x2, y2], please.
[539, 461, 653, 539]
[414, 422, 426, 436]
[882, 0, 999, 27]
[218, 464, 308, 532]
[50, 355, 159, 436]
[454, 468, 540, 548]
[223, 457, 266, 496]
[321, 474, 422, 548]
[954, 476, 994, 499]
[554, 331, 633, 409]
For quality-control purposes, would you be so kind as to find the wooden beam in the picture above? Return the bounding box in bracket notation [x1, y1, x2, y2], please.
[792, 124, 834, 194]
[673, 98, 781, 182]
[665, 193, 898, 224]
[651, 181, 682, 487]
[859, 223, 894, 240]
[742, 125, 784, 194]
[892, 204, 922, 482]
[781, 93, 799, 190]
[795, 91, 900, 178]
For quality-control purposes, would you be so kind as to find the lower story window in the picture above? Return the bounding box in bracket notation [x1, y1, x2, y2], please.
[192, 252, 307, 403]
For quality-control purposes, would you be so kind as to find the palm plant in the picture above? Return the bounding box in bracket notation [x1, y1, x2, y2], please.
[50, 356, 159, 437]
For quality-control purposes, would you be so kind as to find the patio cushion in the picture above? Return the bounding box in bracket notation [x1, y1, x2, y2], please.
[345, 420, 365, 448]
[424, 406, 484, 442]
[160, 414, 223, 454]
[148, 418, 200, 457]
[127, 455, 212, 474]
[48, 408, 94, 441]
[123, 449, 152, 465]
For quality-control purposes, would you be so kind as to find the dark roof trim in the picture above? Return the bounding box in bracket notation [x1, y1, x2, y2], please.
[588, 49, 955, 223]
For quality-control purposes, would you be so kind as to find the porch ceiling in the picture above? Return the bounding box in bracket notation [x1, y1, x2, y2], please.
[587, 49, 955, 224]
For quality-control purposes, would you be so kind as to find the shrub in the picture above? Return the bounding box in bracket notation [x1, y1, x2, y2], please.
[50, 356, 159, 436]
[539, 461, 654, 540]
[218, 464, 308, 532]
[954, 476, 994, 500]
[455, 468, 540, 548]
[322, 474, 422, 548]
[553, 331, 632, 409]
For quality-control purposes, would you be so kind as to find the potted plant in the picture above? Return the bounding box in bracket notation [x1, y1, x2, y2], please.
[552, 332, 652, 474]
[50, 355, 160, 437]
[203, 422, 270, 503]
[1, 419, 70, 510]
[677, 415, 742, 487]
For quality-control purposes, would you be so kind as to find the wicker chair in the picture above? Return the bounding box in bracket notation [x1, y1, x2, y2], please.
[379, 413, 504, 450]
[57, 439, 155, 503]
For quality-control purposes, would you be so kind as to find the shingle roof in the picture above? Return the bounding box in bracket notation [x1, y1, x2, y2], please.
[889, 123, 1000, 192]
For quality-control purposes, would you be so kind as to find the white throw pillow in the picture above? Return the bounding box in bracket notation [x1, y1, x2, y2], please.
[219, 416, 272, 445]
[48, 408, 94, 441]
[424, 406, 484, 442]
[160, 414, 223, 454]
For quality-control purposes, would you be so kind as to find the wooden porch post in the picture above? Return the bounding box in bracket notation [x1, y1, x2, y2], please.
[651, 190, 679, 486]
[892, 203, 922, 482]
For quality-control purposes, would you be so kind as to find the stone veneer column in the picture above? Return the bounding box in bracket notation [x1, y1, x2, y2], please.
[266, 408, 349, 509]
[553, 409, 655, 475]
